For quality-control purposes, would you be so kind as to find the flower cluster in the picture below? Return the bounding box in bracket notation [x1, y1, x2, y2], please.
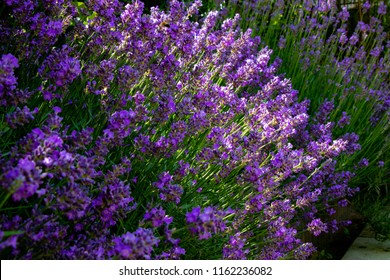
[154, 172, 183, 204]
[112, 228, 159, 260]
[0, 54, 25, 106]
[226, 0, 388, 137]
[215, 0, 389, 240]
[222, 232, 250, 260]
[186, 207, 234, 240]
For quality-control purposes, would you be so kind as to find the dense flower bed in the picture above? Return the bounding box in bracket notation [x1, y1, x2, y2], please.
[209, 0, 389, 241]
[0, 0, 365, 259]
[212, 0, 389, 187]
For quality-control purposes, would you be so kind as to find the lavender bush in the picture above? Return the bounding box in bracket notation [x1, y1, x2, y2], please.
[209, 0, 389, 193]
[0, 0, 360, 259]
[205, 0, 389, 240]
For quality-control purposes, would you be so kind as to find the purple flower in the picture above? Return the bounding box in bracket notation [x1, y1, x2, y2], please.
[354, 49, 367, 63]
[40, 20, 63, 38]
[278, 36, 286, 49]
[92, 178, 136, 227]
[337, 112, 350, 128]
[378, 2, 387, 15]
[307, 218, 328, 236]
[223, 232, 249, 260]
[338, 199, 348, 207]
[317, 0, 333, 13]
[0, 53, 20, 105]
[293, 243, 316, 259]
[154, 172, 183, 204]
[358, 158, 369, 167]
[157, 245, 186, 260]
[349, 34, 359, 46]
[315, 100, 334, 123]
[338, 7, 350, 22]
[38, 45, 81, 88]
[370, 47, 383, 58]
[0, 235, 19, 250]
[362, 1, 371, 13]
[143, 207, 173, 228]
[112, 228, 159, 259]
[339, 33, 348, 45]
[1, 53, 19, 69]
[186, 207, 234, 240]
[3, 157, 42, 201]
[357, 21, 370, 32]
[6, 106, 38, 129]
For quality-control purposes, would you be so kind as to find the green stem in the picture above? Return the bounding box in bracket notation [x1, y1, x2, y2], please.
[0, 192, 11, 209]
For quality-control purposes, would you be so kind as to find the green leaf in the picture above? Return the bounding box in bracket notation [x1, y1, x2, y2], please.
[2, 230, 24, 238]
[73, 1, 87, 9]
